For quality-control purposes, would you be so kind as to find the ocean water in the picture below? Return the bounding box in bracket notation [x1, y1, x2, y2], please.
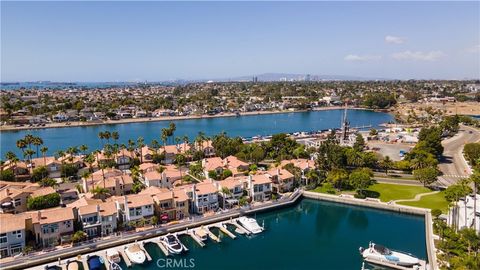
[119, 199, 426, 270]
[0, 109, 393, 157]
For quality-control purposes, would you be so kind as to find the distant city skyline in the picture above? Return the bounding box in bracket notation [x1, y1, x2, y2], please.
[1, 1, 479, 82]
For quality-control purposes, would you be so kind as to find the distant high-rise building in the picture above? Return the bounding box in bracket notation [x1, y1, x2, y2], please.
[305, 74, 311, 81]
[253, 76, 258, 83]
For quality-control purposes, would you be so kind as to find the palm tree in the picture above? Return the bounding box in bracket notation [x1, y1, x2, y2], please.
[16, 139, 27, 159]
[24, 149, 35, 171]
[221, 187, 232, 209]
[79, 145, 88, 156]
[84, 153, 96, 191]
[5, 151, 18, 172]
[24, 134, 35, 150]
[379, 156, 393, 175]
[137, 137, 145, 163]
[182, 135, 189, 153]
[470, 171, 480, 230]
[55, 150, 66, 178]
[168, 122, 176, 144]
[112, 131, 119, 145]
[151, 140, 160, 154]
[98, 132, 105, 147]
[103, 131, 111, 144]
[40, 146, 48, 166]
[91, 186, 110, 199]
[32, 136, 43, 158]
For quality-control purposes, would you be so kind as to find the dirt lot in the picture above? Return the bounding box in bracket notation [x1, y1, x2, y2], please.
[367, 141, 414, 161]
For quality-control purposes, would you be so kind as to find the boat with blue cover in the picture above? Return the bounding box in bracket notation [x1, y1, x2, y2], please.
[359, 242, 420, 267]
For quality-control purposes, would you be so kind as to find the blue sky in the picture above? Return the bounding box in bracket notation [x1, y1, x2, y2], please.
[1, 1, 479, 81]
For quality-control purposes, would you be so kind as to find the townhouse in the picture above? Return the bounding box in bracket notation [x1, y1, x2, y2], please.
[77, 202, 118, 237]
[160, 143, 190, 164]
[0, 214, 26, 258]
[30, 207, 75, 247]
[246, 174, 272, 202]
[83, 169, 134, 196]
[216, 177, 245, 208]
[31, 157, 62, 178]
[266, 168, 295, 193]
[190, 182, 219, 214]
[280, 158, 316, 185]
[116, 194, 155, 223]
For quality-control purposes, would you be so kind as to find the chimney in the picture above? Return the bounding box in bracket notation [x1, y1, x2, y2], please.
[37, 211, 41, 222]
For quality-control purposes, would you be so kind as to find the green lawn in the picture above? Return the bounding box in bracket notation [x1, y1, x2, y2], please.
[366, 183, 431, 202]
[398, 191, 449, 213]
[311, 183, 338, 195]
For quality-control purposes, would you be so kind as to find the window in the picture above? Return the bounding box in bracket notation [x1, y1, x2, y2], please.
[0, 248, 8, 258]
[12, 230, 22, 239]
[64, 221, 71, 228]
[13, 199, 21, 207]
[10, 243, 22, 255]
[0, 233, 6, 244]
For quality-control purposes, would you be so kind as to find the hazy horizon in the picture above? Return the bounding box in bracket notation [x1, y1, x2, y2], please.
[2, 1, 479, 82]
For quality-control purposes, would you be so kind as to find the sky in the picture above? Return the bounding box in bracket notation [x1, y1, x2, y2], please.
[1, 1, 479, 81]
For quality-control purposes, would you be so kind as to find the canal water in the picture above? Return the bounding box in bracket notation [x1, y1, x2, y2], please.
[0, 109, 393, 156]
[120, 199, 426, 270]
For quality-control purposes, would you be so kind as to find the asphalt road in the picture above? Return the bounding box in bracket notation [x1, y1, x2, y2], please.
[438, 125, 480, 186]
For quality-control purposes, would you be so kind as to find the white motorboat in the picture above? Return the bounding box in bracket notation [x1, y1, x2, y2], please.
[160, 234, 185, 254]
[106, 249, 123, 270]
[194, 227, 208, 242]
[237, 217, 264, 234]
[124, 244, 146, 264]
[359, 242, 420, 267]
[106, 248, 121, 263]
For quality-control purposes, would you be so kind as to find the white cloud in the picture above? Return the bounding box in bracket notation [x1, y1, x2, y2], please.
[391, 50, 446, 61]
[465, 45, 480, 53]
[385, 35, 406, 44]
[344, 54, 382, 61]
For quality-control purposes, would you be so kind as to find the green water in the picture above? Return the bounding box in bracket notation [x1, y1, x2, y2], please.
[119, 199, 426, 270]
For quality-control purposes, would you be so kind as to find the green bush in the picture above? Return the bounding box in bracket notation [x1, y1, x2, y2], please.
[27, 193, 61, 210]
[0, 169, 15, 181]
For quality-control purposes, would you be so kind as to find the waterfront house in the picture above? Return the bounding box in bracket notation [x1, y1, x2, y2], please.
[83, 169, 133, 196]
[216, 177, 244, 208]
[1, 161, 30, 181]
[140, 146, 156, 163]
[172, 188, 190, 220]
[0, 214, 26, 258]
[266, 168, 295, 193]
[191, 181, 219, 214]
[279, 159, 316, 185]
[31, 157, 62, 179]
[115, 149, 136, 170]
[77, 202, 118, 238]
[116, 194, 155, 224]
[245, 174, 272, 202]
[194, 140, 215, 157]
[224, 156, 249, 176]
[202, 156, 249, 179]
[30, 207, 75, 247]
[160, 143, 190, 164]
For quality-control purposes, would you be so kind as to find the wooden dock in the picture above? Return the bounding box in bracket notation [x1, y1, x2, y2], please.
[364, 258, 427, 270]
[139, 242, 152, 262]
[203, 227, 220, 242]
[117, 247, 132, 268]
[225, 219, 250, 235]
[187, 231, 206, 247]
[99, 253, 111, 270]
[209, 223, 236, 239]
[153, 240, 170, 257]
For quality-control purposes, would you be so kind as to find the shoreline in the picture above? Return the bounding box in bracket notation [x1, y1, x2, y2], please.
[0, 106, 380, 132]
[2, 190, 437, 270]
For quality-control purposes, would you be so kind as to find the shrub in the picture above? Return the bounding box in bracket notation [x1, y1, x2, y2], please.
[27, 193, 61, 210]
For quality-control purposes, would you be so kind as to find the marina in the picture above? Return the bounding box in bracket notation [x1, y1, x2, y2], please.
[0, 109, 393, 156]
[32, 199, 428, 270]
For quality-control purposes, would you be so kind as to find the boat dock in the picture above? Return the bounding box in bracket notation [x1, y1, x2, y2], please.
[152, 240, 170, 257]
[117, 247, 132, 268]
[186, 230, 206, 247]
[139, 242, 152, 262]
[364, 258, 428, 270]
[208, 223, 237, 239]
